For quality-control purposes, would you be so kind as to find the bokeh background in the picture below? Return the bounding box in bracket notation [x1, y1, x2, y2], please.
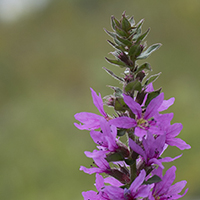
[0, 0, 199, 199]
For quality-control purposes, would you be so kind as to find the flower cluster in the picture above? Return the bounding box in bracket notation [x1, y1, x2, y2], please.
[74, 12, 191, 200]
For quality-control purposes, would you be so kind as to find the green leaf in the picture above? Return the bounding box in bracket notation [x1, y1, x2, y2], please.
[108, 86, 123, 98]
[145, 88, 162, 107]
[103, 67, 124, 82]
[143, 175, 162, 185]
[124, 158, 135, 165]
[107, 40, 125, 51]
[136, 19, 144, 30]
[115, 26, 128, 37]
[132, 19, 144, 40]
[106, 152, 124, 162]
[135, 63, 151, 74]
[104, 28, 116, 39]
[137, 43, 162, 59]
[105, 57, 127, 67]
[117, 129, 126, 136]
[125, 79, 142, 93]
[114, 97, 128, 111]
[129, 16, 135, 26]
[136, 28, 150, 43]
[121, 15, 131, 31]
[111, 16, 120, 31]
[116, 36, 132, 47]
[145, 72, 161, 86]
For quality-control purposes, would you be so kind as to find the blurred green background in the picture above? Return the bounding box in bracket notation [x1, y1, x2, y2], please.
[0, 0, 199, 199]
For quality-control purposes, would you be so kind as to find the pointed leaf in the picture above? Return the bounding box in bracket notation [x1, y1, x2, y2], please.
[114, 97, 128, 111]
[136, 28, 150, 43]
[116, 35, 132, 46]
[129, 16, 135, 26]
[121, 15, 131, 31]
[117, 129, 126, 136]
[105, 57, 126, 68]
[108, 86, 123, 98]
[129, 44, 142, 61]
[144, 175, 162, 185]
[145, 72, 161, 86]
[125, 79, 142, 93]
[106, 152, 124, 162]
[103, 67, 124, 82]
[145, 88, 162, 107]
[111, 16, 120, 31]
[115, 26, 128, 37]
[104, 28, 116, 39]
[137, 43, 162, 59]
[107, 40, 125, 51]
[135, 63, 151, 74]
[124, 158, 135, 165]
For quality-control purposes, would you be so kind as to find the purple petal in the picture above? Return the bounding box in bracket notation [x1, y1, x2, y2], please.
[148, 126, 165, 135]
[84, 150, 106, 158]
[129, 138, 147, 161]
[166, 123, 183, 137]
[90, 88, 107, 117]
[82, 190, 99, 200]
[158, 97, 175, 112]
[95, 174, 105, 191]
[134, 127, 147, 137]
[104, 177, 123, 187]
[155, 166, 176, 196]
[129, 169, 146, 193]
[146, 83, 154, 92]
[123, 94, 142, 118]
[160, 154, 182, 163]
[109, 117, 136, 129]
[99, 118, 111, 136]
[80, 165, 103, 174]
[156, 113, 174, 128]
[148, 158, 164, 169]
[74, 112, 103, 130]
[166, 137, 191, 150]
[144, 93, 164, 119]
[134, 185, 151, 199]
[168, 180, 187, 196]
[103, 186, 124, 200]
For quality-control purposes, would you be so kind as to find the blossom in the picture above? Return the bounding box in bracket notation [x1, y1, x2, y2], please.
[129, 132, 181, 169]
[158, 113, 191, 150]
[90, 118, 129, 157]
[110, 93, 172, 137]
[150, 166, 188, 200]
[82, 173, 122, 200]
[74, 88, 109, 130]
[103, 169, 151, 200]
[80, 151, 111, 175]
[80, 150, 130, 184]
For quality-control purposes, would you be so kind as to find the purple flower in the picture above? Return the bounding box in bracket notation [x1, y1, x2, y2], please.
[129, 132, 181, 169]
[150, 166, 188, 200]
[82, 173, 122, 200]
[90, 118, 130, 157]
[103, 170, 151, 200]
[80, 151, 111, 175]
[74, 88, 110, 130]
[90, 118, 119, 152]
[159, 114, 191, 150]
[80, 151, 130, 184]
[110, 93, 172, 137]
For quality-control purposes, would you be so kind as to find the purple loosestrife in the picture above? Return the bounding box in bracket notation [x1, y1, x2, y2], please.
[74, 12, 191, 199]
[74, 88, 110, 130]
[103, 170, 151, 200]
[129, 132, 182, 169]
[149, 166, 188, 200]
